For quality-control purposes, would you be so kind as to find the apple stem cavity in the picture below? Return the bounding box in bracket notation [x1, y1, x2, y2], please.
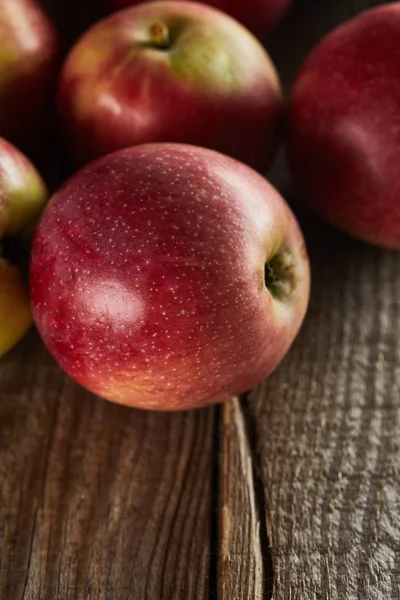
[149, 22, 171, 50]
[264, 248, 296, 301]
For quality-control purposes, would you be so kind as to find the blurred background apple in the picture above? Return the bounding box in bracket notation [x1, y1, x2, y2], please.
[58, 0, 283, 172]
[0, 0, 60, 156]
[0, 137, 48, 356]
[287, 3, 400, 249]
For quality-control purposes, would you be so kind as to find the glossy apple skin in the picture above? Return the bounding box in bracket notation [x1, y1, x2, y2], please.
[58, 1, 282, 172]
[30, 144, 310, 411]
[104, 0, 291, 38]
[0, 138, 48, 357]
[287, 4, 400, 249]
[0, 0, 59, 153]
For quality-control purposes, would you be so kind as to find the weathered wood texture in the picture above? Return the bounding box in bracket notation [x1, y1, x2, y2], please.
[0, 333, 215, 599]
[220, 0, 400, 598]
[251, 224, 400, 600]
[218, 399, 265, 600]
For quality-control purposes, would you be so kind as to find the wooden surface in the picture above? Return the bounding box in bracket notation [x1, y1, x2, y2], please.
[1, 0, 399, 598]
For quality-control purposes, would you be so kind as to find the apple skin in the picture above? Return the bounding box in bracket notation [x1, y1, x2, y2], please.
[0, 0, 59, 154]
[30, 143, 310, 411]
[0, 137, 48, 357]
[103, 0, 291, 39]
[58, 1, 283, 172]
[287, 3, 400, 249]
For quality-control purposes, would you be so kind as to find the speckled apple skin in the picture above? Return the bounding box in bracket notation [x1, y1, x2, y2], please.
[287, 3, 400, 249]
[104, 0, 291, 38]
[30, 144, 309, 411]
[58, 0, 282, 172]
[0, 137, 48, 356]
[0, 0, 59, 153]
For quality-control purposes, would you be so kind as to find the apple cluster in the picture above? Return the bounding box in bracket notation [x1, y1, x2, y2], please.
[1, 0, 399, 411]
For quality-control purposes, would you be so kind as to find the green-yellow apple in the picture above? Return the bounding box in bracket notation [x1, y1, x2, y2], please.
[30, 143, 310, 411]
[287, 3, 400, 248]
[58, 1, 283, 171]
[103, 0, 292, 39]
[0, 0, 59, 153]
[0, 137, 48, 357]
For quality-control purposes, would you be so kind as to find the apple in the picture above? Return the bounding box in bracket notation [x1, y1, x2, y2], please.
[58, 1, 283, 172]
[0, 0, 59, 154]
[103, 0, 291, 39]
[30, 143, 310, 411]
[287, 3, 400, 249]
[0, 137, 48, 357]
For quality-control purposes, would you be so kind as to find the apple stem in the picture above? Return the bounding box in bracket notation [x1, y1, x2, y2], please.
[149, 22, 171, 50]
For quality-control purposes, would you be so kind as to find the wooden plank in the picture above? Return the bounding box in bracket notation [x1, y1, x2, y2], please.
[249, 222, 400, 600]
[0, 332, 215, 599]
[219, 0, 400, 598]
[218, 398, 265, 600]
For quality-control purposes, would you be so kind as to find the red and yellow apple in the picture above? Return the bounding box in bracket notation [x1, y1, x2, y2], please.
[103, 0, 291, 38]
[58, 1, 283, 172]
[30, 143, 310, 411]
[0, 0, 59, 154]
[287, 3, 400, 249]
[0, 137, 48, 357]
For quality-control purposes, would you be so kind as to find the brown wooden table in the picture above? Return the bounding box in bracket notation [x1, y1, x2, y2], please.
[1, 0, 399, 598]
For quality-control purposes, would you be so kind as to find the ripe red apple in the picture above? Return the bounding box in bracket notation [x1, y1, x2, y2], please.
[103, 0, 291, 38]
[0, 138, 48, 357]
[58, 1, 283, 172]
[0, 0, 59, 154]
[287, 3, 400, 249]
[30, 144, 310, 411]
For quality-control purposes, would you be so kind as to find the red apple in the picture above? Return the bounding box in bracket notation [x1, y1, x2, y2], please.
[0, 137, 48, 357]
[287, 3, 400, 249]
[103, 0, 291, 38]
[58, 1, 283, 172]
[30, 144, 310, 411]
[0, 0, 59, 154]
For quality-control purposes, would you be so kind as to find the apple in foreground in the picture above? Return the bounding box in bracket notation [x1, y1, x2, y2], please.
[30, 144, 310, 411]
[0, 138, 48, 357]
[103, 0, 291, 39]
[287, 3, 400, 249]
[0, 0, 59, 154]
[58, 1, 282, 172]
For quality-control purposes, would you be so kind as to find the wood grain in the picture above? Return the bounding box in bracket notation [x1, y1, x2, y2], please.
[0, 332, 215, 600]
[218, 398, 265, 600]
[247, 221, 400, 600]
[220, 1, 400, 598]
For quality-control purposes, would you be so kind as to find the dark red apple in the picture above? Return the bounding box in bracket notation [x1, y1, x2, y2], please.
[103, 0, 291, 38]
[0, 137, 48, 357]
[287, 3, 400, 249]
[30, 144, 310, 411]
[58, 1, 283, 172]
[0, 0, 59, 153]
